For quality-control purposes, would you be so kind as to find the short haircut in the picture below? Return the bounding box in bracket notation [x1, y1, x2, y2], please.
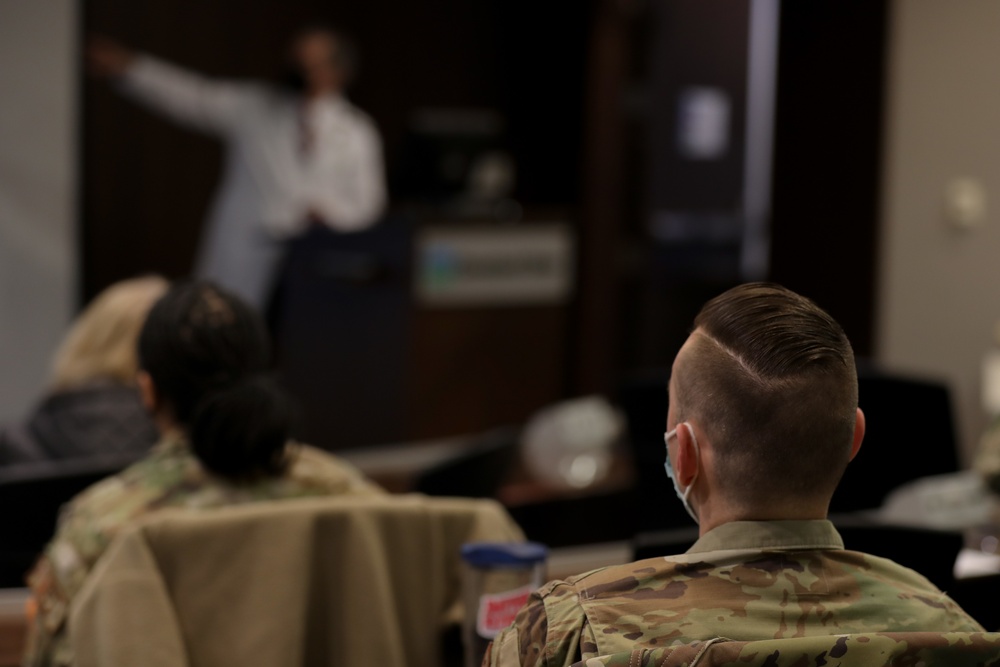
[673, 283, 858, 506]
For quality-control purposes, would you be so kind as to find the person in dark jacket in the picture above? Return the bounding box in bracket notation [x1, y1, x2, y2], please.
[0, 276, 168, 465]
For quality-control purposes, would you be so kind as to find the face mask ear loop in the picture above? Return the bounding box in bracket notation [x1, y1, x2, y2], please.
[664, 422, 701, 525]
[680, 423, 700, 521]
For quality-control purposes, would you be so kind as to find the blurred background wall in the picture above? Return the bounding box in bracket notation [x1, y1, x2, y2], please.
[4, 0, 1000, 461]
[0, 1, 78, 422]
[877, 0, 1000, 463]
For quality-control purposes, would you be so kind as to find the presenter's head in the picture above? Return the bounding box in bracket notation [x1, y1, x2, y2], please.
[136, 281, 295, 481]
[664, 283, 865, 536]
[282, 26, 357, 98]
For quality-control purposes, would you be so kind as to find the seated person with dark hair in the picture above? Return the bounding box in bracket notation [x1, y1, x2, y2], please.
[23, 282, 384, 667]
[485, 283, 983, 667]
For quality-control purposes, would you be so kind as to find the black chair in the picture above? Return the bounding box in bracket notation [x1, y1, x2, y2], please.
[411, 427, 520, 499]
[950, 574, 1000, 631]
[831, 364, 961, 513]
[616, 369, 693, 534]
[508, 486, 641, 548]
[0, 455, 132, 586]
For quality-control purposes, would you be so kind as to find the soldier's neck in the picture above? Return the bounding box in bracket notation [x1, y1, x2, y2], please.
[697, 501, 829, 537]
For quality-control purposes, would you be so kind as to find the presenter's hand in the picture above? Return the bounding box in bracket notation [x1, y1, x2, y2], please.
[86, 36, 135, 78]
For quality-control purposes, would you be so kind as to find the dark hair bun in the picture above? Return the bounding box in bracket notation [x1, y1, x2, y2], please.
[138, 281, 296, 481]
[190, 375, 294, 479]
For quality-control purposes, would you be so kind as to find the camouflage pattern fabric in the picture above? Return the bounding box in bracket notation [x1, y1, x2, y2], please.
[22, 433, 385, 667]
[568, 632, 1000, 667]
[484, 520, 985, 667]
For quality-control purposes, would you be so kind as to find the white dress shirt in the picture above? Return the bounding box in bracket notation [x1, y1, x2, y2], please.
[120, 55, 387, 308]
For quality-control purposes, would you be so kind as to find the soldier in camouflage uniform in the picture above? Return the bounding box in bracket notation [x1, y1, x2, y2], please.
[570, 632, 1000, 667]
[23, 436, 383, 666]
[484, 284, 985, 667]
[22, 281, 385, 666]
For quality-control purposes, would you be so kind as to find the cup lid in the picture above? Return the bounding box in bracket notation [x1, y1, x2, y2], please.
[461, 542, 548, 567]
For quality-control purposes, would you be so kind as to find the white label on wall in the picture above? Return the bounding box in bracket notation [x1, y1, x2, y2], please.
[416, 223, 574, 306]
[677, 86, 731, 160]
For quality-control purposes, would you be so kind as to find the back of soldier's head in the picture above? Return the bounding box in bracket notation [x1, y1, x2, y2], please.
[138, 281, 294, 481]
[674, 283, 858, 508]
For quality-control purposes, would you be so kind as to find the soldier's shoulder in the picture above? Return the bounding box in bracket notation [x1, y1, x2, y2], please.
[66, 448, 195, 520]
[286, 443, 387, 496]
[563, 557, 695, 595]
[836, 548, 946, 593]
[525, 559, 681, 613]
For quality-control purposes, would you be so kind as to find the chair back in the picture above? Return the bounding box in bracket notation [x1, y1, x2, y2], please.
[69, 494, 523, 667]
[412, 427, 519, 499]
[832, 365, 960, 512]
[0, 455, 134, 586]
[571, 632, 1000, 667]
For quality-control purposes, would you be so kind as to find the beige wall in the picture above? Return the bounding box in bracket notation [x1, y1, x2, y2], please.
[878, 0, 1000, 462]
[0, 1, 78, 421]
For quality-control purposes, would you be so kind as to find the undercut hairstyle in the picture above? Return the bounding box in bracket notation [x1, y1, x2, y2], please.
[674, 283, 858, 507]
[138, 282, 295, 481]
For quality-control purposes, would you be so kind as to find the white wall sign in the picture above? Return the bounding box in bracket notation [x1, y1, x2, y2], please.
[677, 86, 731, 160]
[416, 223, 574, 307]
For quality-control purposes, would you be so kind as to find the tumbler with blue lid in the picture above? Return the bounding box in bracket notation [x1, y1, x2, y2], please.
[461, 542, 548, 667]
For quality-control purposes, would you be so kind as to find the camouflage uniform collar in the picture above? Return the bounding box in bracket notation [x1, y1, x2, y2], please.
[687, 519, 844, 555]
[151, 431, 191, 456]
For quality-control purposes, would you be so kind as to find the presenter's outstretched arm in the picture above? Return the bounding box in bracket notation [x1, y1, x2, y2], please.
[84, 34, 247, 136]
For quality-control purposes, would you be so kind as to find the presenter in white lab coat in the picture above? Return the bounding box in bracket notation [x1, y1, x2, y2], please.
[87, 28, 387, 310]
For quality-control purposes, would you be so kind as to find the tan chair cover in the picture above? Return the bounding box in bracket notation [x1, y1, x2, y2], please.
[69, 494, 523, 667]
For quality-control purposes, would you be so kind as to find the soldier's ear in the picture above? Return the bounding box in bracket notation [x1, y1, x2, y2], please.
[676, 422, 700, 487]
[136, 370, 158, 414]
[849, 407, 865, 462]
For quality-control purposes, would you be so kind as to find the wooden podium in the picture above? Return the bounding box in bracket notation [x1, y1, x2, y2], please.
[275, 217, 574, 450]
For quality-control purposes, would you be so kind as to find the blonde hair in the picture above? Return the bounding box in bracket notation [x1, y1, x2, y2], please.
[50, 276, 169, 391]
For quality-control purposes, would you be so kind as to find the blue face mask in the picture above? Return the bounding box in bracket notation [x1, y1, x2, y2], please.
[664, 423, 700, 524]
